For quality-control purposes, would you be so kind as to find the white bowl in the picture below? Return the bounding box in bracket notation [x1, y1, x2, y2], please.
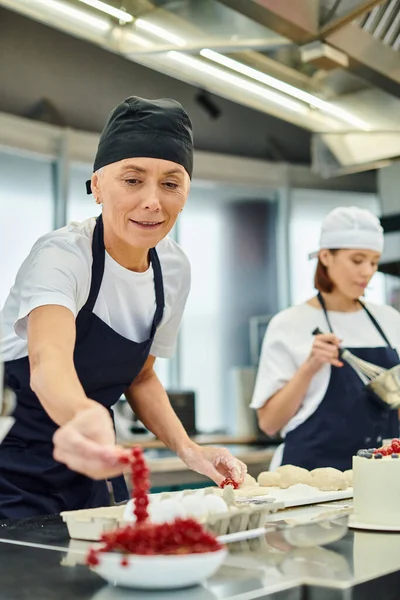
[91, 548, 227, 589]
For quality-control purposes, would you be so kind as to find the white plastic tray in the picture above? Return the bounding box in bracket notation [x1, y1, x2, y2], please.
[61, 489, 283, 542]
[61, 485, 353, 542]
[264, 487, 353, 508]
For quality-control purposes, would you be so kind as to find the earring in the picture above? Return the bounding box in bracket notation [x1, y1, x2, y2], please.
[95, 197, 101, 205]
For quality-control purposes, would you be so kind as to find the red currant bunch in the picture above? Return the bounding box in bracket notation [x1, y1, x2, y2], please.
[220, 477, 239, 489]
[98, 518, 222, 557]
[391, 438, 400, 453]
[129, 446, 150, 524]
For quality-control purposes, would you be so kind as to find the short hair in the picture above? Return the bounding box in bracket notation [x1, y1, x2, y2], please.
[314, 249, 338, 293]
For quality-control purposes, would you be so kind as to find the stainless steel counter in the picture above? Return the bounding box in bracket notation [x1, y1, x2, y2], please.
[1, 507, 400, 599]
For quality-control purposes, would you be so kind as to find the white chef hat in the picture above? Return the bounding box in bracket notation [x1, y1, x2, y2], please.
[309, 206, 384, 259]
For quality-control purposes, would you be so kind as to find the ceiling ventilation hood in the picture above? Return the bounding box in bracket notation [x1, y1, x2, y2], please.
[1, 0, 400, 175]
[220, 0, 400, 175]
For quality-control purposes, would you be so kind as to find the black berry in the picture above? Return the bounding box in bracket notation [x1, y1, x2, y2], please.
[357, 450, 373, 458]
[374, 453, 383, 459]
[392, 454, 399, 459]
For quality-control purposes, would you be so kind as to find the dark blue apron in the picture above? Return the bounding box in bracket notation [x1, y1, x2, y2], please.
[282, 293, 399, 471]
[0, 215, 164, 518]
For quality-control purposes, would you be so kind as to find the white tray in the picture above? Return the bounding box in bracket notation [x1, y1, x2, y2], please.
[265, 487, 353, 508]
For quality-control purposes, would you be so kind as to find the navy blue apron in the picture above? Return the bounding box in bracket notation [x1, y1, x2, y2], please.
[0, 215, 164, 518]
[282, 293, 399, 471]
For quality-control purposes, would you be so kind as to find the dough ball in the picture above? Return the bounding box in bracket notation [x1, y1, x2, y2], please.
[311, 468, 347, 491]
[235, 486, 270, 498]
[276, 465, 314, 489]
[257, 471, 282, 487]
[243, 473, 258, 487]
[343, 469, 353, 488]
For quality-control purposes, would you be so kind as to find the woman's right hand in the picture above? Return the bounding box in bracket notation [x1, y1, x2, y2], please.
[53, 403, 131, 480]
[304, 333, 343, 375]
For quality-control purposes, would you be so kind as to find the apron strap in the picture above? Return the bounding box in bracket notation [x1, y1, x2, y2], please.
[149, 247, 165, 336]
[108, 474, 130, 504]
[83, 214, 106, 313]
[317, 292, 392, 348]
[317, 292, 334, 334]
[107, 407, 129, 503]
[358, 300, 392, 347]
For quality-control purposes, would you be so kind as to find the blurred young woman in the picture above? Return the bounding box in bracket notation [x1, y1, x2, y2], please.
[251, 206, 400, 471]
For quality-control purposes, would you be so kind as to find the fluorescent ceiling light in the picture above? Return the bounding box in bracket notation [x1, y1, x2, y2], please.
[135, 19, 186, 47]
[201, 49, 371, 131]
[36, 0, 110, 30]
[76, 0, 133, 23]
[168, 52, 308, 115]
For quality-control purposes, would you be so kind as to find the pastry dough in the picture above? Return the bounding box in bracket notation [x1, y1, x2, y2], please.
[243, 473, 258, 487]
[276, 465, 314, 488]
[344, 469, 353, 488]
[235, 485, 270, 498]
[311, 467, 347, 491]
[257, 471, 282, 487]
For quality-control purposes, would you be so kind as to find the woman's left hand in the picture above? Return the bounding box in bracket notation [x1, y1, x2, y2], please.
[179, 444, 247, 486]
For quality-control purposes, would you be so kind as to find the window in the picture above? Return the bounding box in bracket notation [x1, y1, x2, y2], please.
[178, 199, 224, 432]
[0, 151, 53, 308]
[178, 184, 277, 433]
[67, 163, 101, 222]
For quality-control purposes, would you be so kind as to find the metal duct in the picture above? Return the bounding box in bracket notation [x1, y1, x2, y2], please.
[312, 131, 400, 177]
[2, 0, 400, 175]
[357, 0, 400, 50]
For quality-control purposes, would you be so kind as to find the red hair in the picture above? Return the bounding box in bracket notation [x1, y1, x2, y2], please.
[314, 250, 338, 293]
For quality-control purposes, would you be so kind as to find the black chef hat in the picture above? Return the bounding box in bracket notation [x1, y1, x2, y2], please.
[86, 96, 194, 194]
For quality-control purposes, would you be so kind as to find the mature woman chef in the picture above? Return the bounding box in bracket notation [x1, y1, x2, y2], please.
[0, 96, 246, 518]
[251, 206, 400, 471]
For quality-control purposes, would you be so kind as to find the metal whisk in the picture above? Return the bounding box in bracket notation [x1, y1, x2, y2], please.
[337, 350, 387, 385]
[312, 327, 400, 409]
[312, 327, 386, 383]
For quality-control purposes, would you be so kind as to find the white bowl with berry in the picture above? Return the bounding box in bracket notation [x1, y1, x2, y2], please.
[91, 545, 227, 589]
[86, 447, 227, 589]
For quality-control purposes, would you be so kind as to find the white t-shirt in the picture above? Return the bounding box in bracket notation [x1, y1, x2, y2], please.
[1, 218, 190, 362]
[250, 301, 400, 469]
